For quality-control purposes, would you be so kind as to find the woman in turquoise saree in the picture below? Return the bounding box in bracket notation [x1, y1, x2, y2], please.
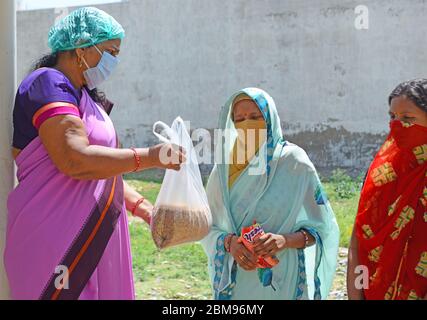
[201, 88, 339, 300]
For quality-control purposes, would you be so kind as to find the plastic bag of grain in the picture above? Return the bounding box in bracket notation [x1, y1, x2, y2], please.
[150, 117, 212, 249]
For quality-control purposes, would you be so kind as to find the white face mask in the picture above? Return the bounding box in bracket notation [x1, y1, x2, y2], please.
[81, 45, 119, 90]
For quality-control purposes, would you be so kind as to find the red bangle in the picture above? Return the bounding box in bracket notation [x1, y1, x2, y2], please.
[130, 148, 141, 172]
[131, 197, 145, 216]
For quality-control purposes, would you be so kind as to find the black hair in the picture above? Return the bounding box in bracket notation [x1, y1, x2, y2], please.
[33, 52, 58, 70]
[389, 79, 427, 113]
[32, 52, 113, 114]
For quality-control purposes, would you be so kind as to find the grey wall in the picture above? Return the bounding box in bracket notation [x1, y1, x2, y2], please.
[16, 0, 427, 177]
[0, 0, 16, 300]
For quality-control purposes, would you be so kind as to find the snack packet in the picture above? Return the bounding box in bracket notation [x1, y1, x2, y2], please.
[238, 221, 279, 268]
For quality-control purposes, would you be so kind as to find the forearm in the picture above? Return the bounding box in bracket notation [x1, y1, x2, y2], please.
[39, 116, 150, 180]
[282, 230, 315, 249]
[123, 180, 152, 224]
[124, 180, 144, 212]
[39, 116, 184, 180]
[65, 146, 152, 180]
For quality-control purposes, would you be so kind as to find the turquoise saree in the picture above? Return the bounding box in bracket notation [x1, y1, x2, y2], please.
[200, 88, 339, 300]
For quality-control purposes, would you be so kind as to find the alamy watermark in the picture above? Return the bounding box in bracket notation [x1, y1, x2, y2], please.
[155, 121, 269, 176]
[54, 265, 69, 290]
[355, 5, 369, 30]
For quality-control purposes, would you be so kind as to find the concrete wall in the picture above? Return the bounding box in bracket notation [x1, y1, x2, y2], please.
[16, 0, 427, 177]
[0, 0, 16, 300]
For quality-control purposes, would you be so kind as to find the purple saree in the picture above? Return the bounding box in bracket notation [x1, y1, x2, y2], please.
[5, 86, 135, 300]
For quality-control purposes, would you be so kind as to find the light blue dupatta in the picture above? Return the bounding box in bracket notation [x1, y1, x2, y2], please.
[200, 88, 339, 300]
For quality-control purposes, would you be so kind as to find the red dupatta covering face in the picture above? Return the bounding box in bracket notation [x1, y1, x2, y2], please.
[355, 120, 427, 300]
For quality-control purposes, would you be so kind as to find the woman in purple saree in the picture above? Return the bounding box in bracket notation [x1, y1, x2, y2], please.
[4, 7, 185, 300]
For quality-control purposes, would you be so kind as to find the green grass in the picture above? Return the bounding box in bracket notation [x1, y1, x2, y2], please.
[125, 169, 361, 299]
[129, 222, 211, 300]
[323, 171, 361, 248]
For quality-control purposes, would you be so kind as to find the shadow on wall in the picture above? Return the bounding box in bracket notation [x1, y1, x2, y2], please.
[284, 124, 387, 178]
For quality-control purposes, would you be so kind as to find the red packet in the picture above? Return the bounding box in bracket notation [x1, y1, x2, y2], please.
[238, 220, 279, 268]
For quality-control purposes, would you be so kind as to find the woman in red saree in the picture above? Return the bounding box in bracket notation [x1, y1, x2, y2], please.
[347, 79, 427, 300]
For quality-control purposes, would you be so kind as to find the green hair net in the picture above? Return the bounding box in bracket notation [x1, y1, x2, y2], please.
[48, 7, 125, 53]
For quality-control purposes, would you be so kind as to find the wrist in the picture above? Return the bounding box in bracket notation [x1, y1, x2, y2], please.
[300, 229, 309, 249]
[280, 232, 302, 249]
[130, 148, 141, 172]
[134, 204, 151, 225]
[131, 197, 145, 217]
[280, 234, 288, 251]
[224, 233, 236, 253]
[147, 146, 158, 168]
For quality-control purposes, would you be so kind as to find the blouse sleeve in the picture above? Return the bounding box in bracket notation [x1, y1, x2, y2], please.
[20, 68, 81, 130]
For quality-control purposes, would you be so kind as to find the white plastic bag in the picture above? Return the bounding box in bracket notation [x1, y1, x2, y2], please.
[150, 117, 212, 249]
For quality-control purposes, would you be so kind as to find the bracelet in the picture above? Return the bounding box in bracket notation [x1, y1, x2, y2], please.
[130, 148, 141, 172]
[131, 197, 145, 216]
[224, 233, 235, 253]
[300, 229, 310, 249]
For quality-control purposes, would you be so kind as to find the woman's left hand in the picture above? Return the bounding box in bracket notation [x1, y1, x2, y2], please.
[133, 198, 153, 224]
[252, 233, 287, 257]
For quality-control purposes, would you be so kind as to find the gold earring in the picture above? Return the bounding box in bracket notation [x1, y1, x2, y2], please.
[78, 56, 83, 68]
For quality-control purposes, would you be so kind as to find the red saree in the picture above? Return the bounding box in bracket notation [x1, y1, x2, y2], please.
[355, 120, 427, 300]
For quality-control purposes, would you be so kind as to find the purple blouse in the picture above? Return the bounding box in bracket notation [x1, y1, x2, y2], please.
[12, 67, 82, 150]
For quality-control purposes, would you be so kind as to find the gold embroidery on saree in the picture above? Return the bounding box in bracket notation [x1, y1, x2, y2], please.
[371, 163, 397, 187]
[390, 206, 415, 240]
[413, 145, 427, 165]
[415, 252, 427, 279]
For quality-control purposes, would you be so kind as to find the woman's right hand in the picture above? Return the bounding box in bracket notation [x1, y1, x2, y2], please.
[148, 143, 186, 171]
[229, 236, 258, 271]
